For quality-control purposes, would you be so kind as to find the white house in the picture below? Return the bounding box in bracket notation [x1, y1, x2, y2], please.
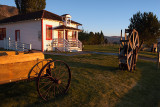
[0, 10, 82, 52]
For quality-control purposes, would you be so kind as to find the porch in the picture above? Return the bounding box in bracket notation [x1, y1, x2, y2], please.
[46, 25, 82, 52]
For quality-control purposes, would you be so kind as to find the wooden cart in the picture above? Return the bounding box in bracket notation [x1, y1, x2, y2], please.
[0, 51, 71, 101]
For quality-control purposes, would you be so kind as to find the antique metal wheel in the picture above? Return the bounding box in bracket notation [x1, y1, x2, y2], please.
[127, 30, 139, 72]
[127, 42, 133, 71]
[28, 59, 52, 79]
[36, 60, 71, 101]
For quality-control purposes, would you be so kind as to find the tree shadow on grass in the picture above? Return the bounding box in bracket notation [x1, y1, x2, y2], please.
[68, 61, 119, 72]
[115, 61, 160, 107]
[0, 80, 69, 106]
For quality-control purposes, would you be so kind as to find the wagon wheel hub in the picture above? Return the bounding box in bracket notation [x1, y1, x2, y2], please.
[37, 60, 71, 101]
[54, 79, 61, 84]
[49, 77, 62, 84]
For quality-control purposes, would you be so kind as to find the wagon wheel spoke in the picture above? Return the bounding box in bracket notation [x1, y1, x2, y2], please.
[127, 50, 132, 59]
[134, 34, 137, 46]
[43, 84, 53, 99]
[134, 33, 139, 47]
[28, 59, 51, 79]
[128, 39, 133, 49]
[32, 69, 39, 75]
[37, 60, 71, 100]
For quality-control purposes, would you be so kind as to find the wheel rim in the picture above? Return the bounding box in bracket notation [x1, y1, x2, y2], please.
[37, 60, 71, 100]
[28, 59, 52, 79]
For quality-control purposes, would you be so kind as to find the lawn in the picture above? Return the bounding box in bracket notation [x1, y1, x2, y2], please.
[83, 44, 119, 53]
[139, 51, 158, 59]
[83, 44, 158, 59]
[0, 54, 160, 107]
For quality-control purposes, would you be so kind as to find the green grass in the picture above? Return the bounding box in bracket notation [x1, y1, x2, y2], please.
[83, 44, 119, 53]
[139, 51, 158, 59]
[83, 44, 158, 59]
[0, 54, 160, 107]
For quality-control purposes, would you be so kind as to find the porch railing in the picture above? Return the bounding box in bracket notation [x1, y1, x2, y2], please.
[52, 38, 82, 51]
[3, 37, 32, 51]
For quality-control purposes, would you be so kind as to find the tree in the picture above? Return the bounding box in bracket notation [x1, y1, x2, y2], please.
[100, 30, 104, 44]
[104, 38, 108, 44]
[15, 0, 46, 14]
[128, 11, 160, 45]
[78, 31, 105, 45]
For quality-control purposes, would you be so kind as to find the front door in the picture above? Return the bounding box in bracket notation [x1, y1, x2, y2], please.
[58, 31, 64, 46]
[15, 30, 20, 41]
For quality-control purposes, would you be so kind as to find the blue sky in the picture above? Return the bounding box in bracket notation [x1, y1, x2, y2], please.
[1, 0, 160, 36]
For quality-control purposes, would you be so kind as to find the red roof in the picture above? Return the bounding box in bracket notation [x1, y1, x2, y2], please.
[0, 10, 82, 25]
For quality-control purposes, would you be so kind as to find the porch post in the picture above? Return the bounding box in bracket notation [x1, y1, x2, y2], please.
[76, 31, 78, 40]
[63, 29, 65, 51]
[76, 31, 78, 47]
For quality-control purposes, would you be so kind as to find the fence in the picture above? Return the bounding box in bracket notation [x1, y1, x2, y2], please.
[3, 37, 32, 51]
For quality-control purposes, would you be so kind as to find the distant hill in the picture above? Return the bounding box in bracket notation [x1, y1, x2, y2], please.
[104, 36, 124, 44]
[0, 5, 18, 20]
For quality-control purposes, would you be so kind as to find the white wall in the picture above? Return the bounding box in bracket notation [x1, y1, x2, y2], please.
[43, 19, 59, 51]
[0, 20, 41, 50]
[70, 23, 77, 28]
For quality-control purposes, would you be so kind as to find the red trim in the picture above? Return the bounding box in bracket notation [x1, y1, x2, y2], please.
[15, 30, 20, 41]
[0, 28, 6, 40]
[41, 19, 43, 52]
[65, 30, 68, 40]
[46, 25, 52, 40]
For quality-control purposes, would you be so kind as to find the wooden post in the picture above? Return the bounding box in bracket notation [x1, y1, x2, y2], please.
[63, 30, 65, 51]
[158, 52, 160, 69]
[125, 29, 127, 40]
[158, 43, 160, 69]
[30, 44, 32, 50]
[15, 41, 17, 50]
[120, 29, 122, 40]
[8, 37, 10, 50]
[22, 44, 24, 51]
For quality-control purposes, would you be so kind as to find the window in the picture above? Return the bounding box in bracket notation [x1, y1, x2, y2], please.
[0, 28, 6, 40]
[15, 30, 20, 41]
[46, 25, 52, 40]
[72, 31, 77, 40]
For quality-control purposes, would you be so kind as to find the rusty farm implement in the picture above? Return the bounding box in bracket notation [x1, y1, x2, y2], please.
[0, 51, 71, 101]
[119, 29, 142, 72]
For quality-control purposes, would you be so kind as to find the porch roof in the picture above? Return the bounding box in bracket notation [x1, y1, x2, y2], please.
[53, 25, 81, 31]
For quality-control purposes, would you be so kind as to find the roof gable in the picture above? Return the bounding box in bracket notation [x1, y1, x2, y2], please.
[0, 10, 82, 25]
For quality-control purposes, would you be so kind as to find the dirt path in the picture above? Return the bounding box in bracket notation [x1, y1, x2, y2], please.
[44, 51, 157, 62]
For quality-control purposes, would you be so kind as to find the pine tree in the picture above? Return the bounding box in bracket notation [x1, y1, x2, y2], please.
[15, 0, 46, 14]
[100, 30, 104, 44]
[129, 12, 160, 45]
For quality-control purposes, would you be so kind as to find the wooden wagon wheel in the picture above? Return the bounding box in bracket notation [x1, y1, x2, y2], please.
[127, 29, 139, 71]
[36, 60, 71, 100]
[28, 59, 52, 79]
